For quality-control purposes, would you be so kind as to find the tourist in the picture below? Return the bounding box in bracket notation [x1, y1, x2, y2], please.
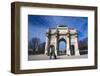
[50, 46, 57, 59]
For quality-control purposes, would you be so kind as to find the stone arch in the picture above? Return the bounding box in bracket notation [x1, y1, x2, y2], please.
[45, 25, 80, 56]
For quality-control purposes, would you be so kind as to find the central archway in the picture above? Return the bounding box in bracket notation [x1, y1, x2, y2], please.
[58, 38, 66, 55]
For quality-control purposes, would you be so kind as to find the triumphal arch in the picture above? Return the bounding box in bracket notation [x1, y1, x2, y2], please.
[45, 25, 80, 56]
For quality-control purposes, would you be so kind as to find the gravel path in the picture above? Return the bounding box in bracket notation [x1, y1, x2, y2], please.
[28, 54, 88, 61]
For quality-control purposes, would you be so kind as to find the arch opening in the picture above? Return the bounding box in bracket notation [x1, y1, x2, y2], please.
[58, 38, 66, 55]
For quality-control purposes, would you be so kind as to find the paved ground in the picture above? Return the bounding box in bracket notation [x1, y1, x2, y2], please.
[28, 54, 88, 61]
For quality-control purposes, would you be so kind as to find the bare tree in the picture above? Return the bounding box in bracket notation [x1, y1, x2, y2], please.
[38, 42, 45, 54]
[78, 37, 88, 55]
[28, 37, 40, 54]
[79, 37, 88, 50]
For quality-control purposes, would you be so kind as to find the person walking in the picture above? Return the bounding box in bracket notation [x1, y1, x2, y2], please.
[49, 45, 57, 59]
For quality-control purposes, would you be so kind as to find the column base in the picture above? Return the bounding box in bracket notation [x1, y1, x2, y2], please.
[75, 49, 80, 56]
[55, 50, 57, 56]
[45, 50, 48, 55]
[66, 49, 70, 56]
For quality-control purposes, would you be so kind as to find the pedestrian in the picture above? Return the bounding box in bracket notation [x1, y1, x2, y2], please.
[49, 45, 57, 59]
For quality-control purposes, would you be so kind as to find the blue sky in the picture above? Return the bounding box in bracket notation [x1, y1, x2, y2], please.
[28, 15, 88, 43]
